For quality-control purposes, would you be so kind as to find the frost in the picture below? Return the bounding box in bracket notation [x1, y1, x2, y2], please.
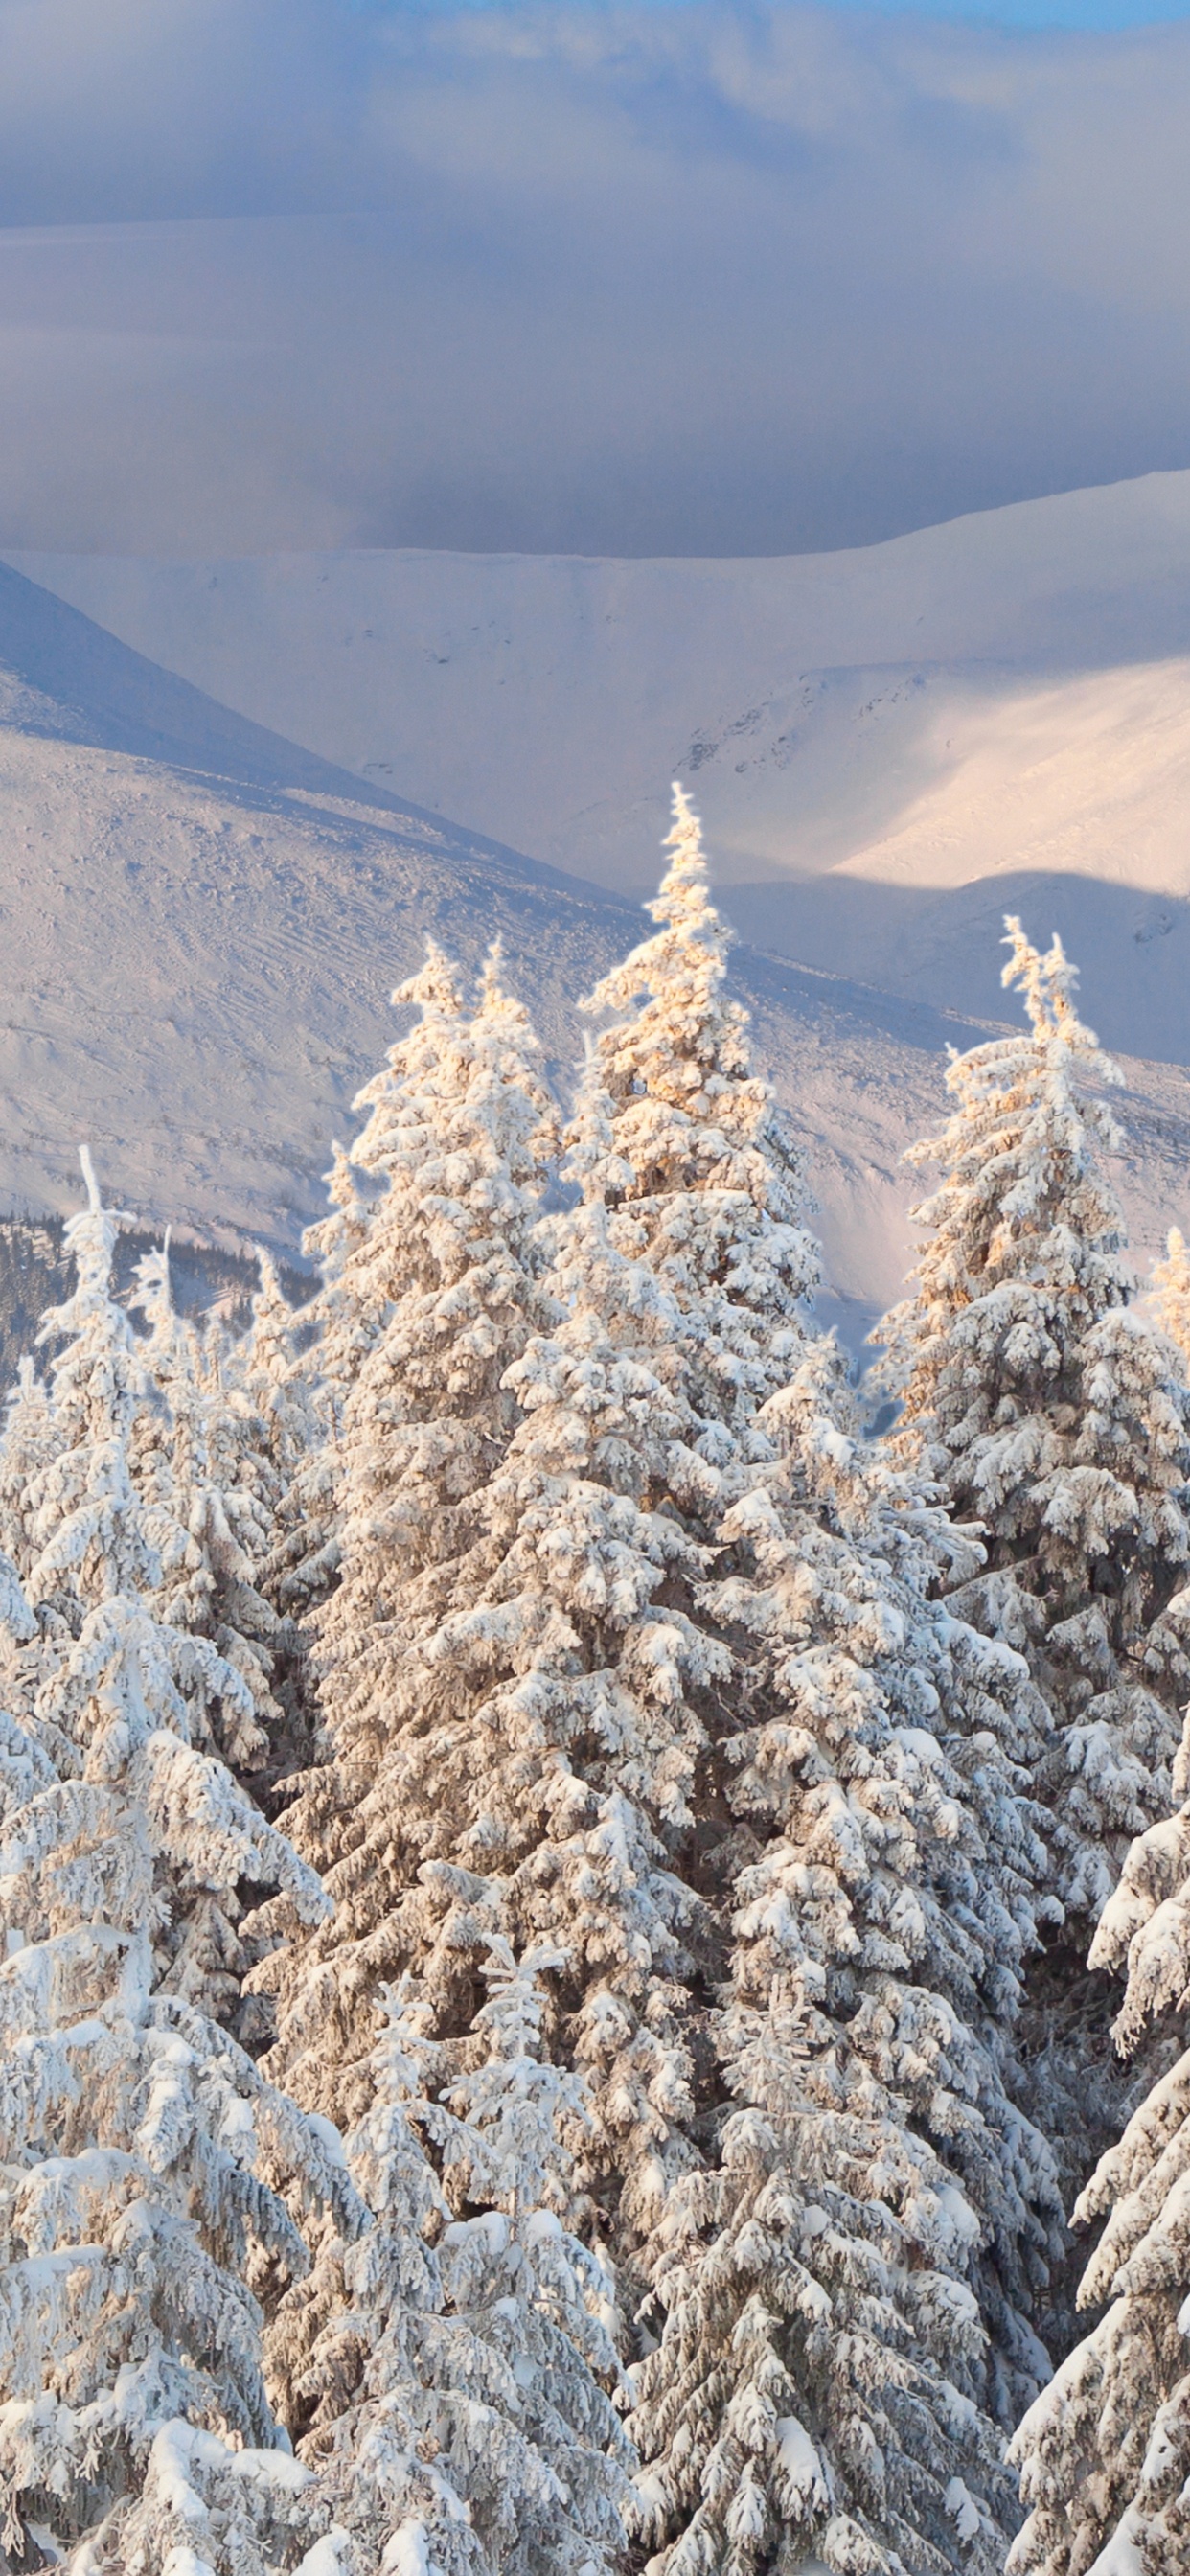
[945, 2476, 982, 2543]
[380, 2524, 430, 2576]
[0, 1160, 349, 2572]
[297, 2536, 355, 2576]
[773, 2416, 828, 2508]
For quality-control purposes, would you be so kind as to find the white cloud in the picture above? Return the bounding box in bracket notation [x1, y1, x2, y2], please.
[0, 1, 1187, 551]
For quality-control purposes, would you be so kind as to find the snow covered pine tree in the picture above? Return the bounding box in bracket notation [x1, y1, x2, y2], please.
[273, 1940, 632, 2576]
[240, 955, 648, 2566]
[575, 781, 820, 1460]
[1152, 1223, 1190, 1378]
[126, 1235, 296, 1782]
[257, 940, 561, 2114]
[630, 1340, 1063, 2576]
[566, 794, 1061, 2576]
[257, 867, 763, 2307]
[232, 1247, 332, 1636]
[1008, 1718, 1190, 2574]
[0, 1155, 362, 2574]
[880, 920, 1190, 2195]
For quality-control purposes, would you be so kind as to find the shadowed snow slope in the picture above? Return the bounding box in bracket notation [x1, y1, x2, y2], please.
[1, 553, 1189, 1328]
[0, 557, 642, 1250]
[16, 468, 1190, 1067]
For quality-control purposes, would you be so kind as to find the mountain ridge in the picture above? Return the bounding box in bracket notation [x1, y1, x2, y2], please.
[15, 471, 1190, 1077]
[1, 536, 1189, 1337]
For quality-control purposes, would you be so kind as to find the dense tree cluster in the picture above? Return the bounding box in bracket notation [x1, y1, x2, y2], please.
[1, 790, 1187, 2576]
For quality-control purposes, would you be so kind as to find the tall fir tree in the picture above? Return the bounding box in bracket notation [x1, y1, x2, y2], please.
[256, 943, 562, 2099]
[1008, 1726, 1190, 2575]
[233, 1248, 333, 1629]
[240, 950, 672, 2542]
[259, 1152, 722, 2283]
[879, 921, 1190, 2196]
[628, 1335, 1063, 2576]
[0, 1159, 363, 2572]
[552, 804, 1064, 2570]
[274, 1945, 633, 2576]
[127, 1236, 292, 1782]
[1151, 1222, 1190, 1374]
[0, 1358, 58, 1584]
[579, 782, 818, 1460]
[301, 943, 539, 1445]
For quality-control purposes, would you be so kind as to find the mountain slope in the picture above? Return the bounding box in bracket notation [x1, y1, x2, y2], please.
[0, 556, 1187, 1336]
[16, 470, 1190, 1064]
[0, 559, 646, 1248]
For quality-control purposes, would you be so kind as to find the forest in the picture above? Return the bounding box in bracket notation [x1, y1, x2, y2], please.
[0, 787, 1184, 2576]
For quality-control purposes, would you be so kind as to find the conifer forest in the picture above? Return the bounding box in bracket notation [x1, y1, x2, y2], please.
[5, 785, 1188, 2576]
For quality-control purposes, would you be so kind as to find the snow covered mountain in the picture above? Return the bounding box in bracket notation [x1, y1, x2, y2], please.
[13, 466, 1190, 1063]
[0, 558, 642, 1250]
[2, 521, 1190, 1341]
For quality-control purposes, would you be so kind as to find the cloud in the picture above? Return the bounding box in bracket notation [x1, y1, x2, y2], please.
[0, 1, 1189, 553]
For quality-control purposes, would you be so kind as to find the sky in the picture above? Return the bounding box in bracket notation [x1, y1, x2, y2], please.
[1, 0, 1189, 556]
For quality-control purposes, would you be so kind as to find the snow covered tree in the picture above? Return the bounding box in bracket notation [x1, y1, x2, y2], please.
[0, 1358, 58, 1584]
[880, 923, 1190, 2033]
[254, 945, 580, 2099]
[233, 1249, 333, 1628]
[426, 1938, 632, 2574]
[559, 797, 1065, 2567]
[252, 937, 558, 1729]
[126, 1236, 292, 1782]
[300, 938, 555, 1460]
[301, 1138, 374, 1450]
[1008, 1738, 1190, 2575]
[579, 782, 818, 1460]
[266, 1974, 481, 2576]
[259, 1176, 721, 2292]
[1151, 1223, 1190, 1373]
[0, 1162, 365, 2573]
[629, 1335, 1064, 2576]
[15, 1166, 286, 2035]
[318, 936, 557, 1593]
[280, 1944, 632, 2576]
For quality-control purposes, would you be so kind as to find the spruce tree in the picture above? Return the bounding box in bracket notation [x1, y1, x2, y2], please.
[234, 1248, 333, 1628]
[256, 943, 561, 2098]
[1151, 1223, 1190, 1372]
[580, 782, 818, 1456]
[211, 1247, 336, 1801]
[554, 807, 1063, 2570]
[0, 1357, 57, 1583]
[260, 1158, 721, 2277]
[300, 942, 542, 1451]
[881, 921, 1190, 1920]
[879, 922, 1190, 2194]
[280, 1944, 632, 2576]
[629, 1337, 1063, 2576]
[127, 1237, 290, 1782]
[0, 1162, 362, 2571]
[1008, 1761, 1190, 2575]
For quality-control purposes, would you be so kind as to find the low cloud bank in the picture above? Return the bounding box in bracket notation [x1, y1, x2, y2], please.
[1, 0, 1188, 552]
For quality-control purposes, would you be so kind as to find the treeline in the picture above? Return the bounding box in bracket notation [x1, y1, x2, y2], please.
[1, 789, 1187, 2576]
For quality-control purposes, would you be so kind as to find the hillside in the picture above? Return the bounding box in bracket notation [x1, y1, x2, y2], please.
[16, 468, 1190, 1064]
[0, 548, 1188, 1346]
[0, 558, 640, 1251]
